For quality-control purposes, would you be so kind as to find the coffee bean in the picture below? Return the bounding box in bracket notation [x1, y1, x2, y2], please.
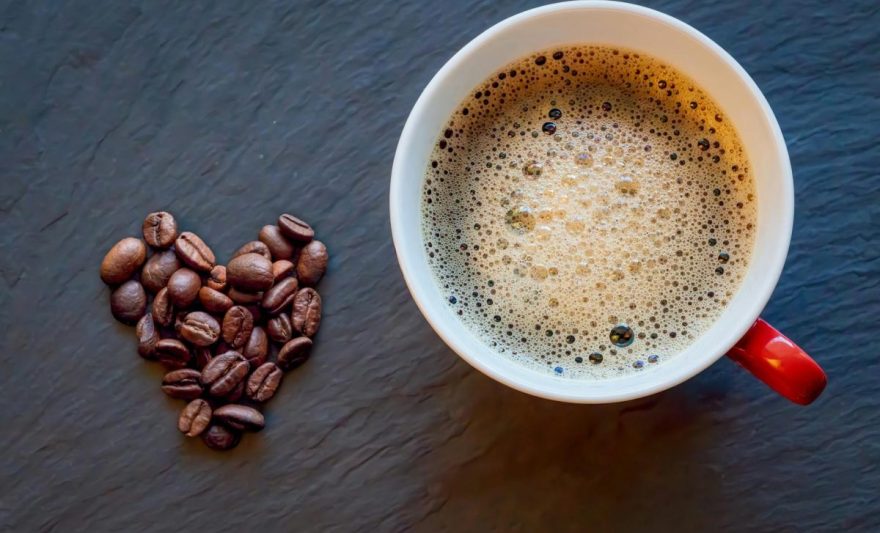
[194, 346, 213, 369]
[243, 326, 268, 368]
[258, 225, 296, 260]
[175, 232, 215, 272]
[151, 287, 174, 326]
[296, 240, 328, 286]
[178, 399, 211, 437]
[166, 268, 201, 308]
[267, 313, 293, 343]
[278, 214, 315, 242]
[199, 286, 233, 314]
[213, 404, 265, 432]
[292, 288, 322, 337]
[202, 423, 241, 451]
[227, 253, 274, 292]
[161, 369, 204, 400]
[135, 314, 159, 359]
[277, 337, 312, 370]
[247, 362, 282, 402]
[100, 237, 147, 285]
[232, 240, 272, 261]
[225, 379, 245, 402]
[261, 277, 299, 315]
[142, 211, 178, 249]
[207, 265, 227, 291]
[141, 250, 181, 293]
[222, 306, 254, 348]
[272, 260, 295, 282]
[179, 311, 221, 346]
[200, 351, 249, 396]
[110, 280, 147, 324]
[228, 287, 263, 304]
[155, 338, 191, 369]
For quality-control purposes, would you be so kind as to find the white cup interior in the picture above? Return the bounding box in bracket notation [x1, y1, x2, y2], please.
[390, 1, 793, 403]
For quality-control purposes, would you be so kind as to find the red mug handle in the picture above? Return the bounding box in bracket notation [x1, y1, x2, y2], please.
[726, 318, 827, 405]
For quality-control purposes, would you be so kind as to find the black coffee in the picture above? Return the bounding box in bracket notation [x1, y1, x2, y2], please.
[422, 46, 757, 379]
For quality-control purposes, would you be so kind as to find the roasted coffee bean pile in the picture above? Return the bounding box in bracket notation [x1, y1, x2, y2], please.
[101, 211, 327, 451]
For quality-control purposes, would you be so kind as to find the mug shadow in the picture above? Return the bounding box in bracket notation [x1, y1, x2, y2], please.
[417, 362, 735, 531]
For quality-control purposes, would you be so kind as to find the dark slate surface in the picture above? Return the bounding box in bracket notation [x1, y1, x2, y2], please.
[1, 0, 878, 531]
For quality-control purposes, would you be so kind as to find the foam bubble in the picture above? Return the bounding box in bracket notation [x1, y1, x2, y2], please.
[421, 45, 757, 380]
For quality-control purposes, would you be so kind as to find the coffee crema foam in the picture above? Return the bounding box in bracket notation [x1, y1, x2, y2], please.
[421, 46, 756, 379]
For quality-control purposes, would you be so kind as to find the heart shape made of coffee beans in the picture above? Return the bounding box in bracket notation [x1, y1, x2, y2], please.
[101, 211, 327, 451]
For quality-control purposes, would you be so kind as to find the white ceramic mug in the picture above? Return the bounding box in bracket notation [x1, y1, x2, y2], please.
[390, 1, 826, 404]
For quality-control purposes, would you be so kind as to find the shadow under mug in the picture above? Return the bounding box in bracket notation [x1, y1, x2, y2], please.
[390, 1, 826, 404]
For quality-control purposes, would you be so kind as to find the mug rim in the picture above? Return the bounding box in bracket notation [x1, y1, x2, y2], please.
[390, 0, 793, 403]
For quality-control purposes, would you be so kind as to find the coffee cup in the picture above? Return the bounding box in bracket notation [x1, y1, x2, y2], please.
[390, 1, 826, 404]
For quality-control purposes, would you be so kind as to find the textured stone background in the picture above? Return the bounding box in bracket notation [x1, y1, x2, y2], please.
[1, 0, 878, 531]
